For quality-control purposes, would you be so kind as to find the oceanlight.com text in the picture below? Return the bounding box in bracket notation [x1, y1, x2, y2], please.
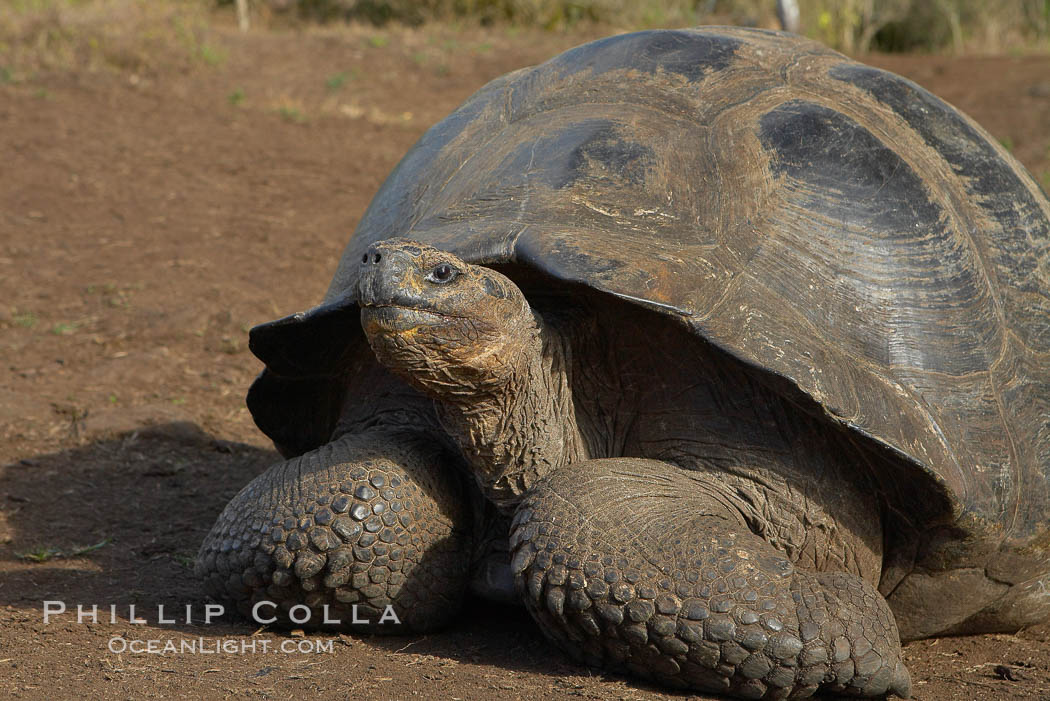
[108, 637, 335, 655]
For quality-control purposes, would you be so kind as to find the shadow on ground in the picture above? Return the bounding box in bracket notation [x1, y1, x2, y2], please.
[0, 423, 608, 689]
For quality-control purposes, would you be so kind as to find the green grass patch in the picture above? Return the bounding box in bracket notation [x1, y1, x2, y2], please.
[13, 310, 37, 328]
[277, 105, 305, 123]
[85, 283, 117, 294]
[325, 70, 350, 91]
[17, 538, 111, 563]
[17, 546, 62, 563]
[86, 281, 135, 309]
[51, 321, 79, 335]
[70, 539, 111, 556]
[197, 42, 225, 67]
[172, 551, 196, 569]
[228, 87, 244, 105]
[367, 34, 389, 49]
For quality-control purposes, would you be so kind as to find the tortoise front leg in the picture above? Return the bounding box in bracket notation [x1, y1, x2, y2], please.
[510, 458, 911, 699]
[196, 428, 471, 632]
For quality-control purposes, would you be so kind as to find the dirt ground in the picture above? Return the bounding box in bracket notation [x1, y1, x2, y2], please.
[2, 11, 1050, 700]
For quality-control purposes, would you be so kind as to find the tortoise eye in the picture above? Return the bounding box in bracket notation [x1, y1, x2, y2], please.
[426, 263, 458, 284]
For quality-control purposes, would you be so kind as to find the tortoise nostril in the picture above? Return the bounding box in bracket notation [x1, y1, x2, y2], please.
[361, 253, 369, 264]
[373, 253, 382, 264]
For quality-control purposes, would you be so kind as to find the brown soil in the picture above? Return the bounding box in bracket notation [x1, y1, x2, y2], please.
[2, 15, 1050, 701]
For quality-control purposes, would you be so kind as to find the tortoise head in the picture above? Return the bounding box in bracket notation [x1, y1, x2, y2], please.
[358, 239, 538, 395]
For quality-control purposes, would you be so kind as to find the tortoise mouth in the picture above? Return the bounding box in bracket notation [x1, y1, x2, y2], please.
[360, 303, 467, 333]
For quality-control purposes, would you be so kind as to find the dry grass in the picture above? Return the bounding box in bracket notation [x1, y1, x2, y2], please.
[231, 0, 1050, 53]
[799, 0, 1050, 54]
[6, 0, 1050, 75]
[1, 0, 1047, 85]
[0, 0, 221, 77]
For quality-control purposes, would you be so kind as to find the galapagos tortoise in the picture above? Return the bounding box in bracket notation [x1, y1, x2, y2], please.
[197, 27, 1050, 699]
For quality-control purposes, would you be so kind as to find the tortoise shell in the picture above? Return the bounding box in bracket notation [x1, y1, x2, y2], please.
[248, 27, 1050, 585]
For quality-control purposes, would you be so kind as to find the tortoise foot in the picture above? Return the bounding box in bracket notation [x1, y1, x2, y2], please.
[510, 458, 910, 699]
[196, 429, 472, 632]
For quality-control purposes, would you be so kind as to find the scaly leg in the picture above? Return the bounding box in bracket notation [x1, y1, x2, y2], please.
[197, 428, 471, 632]
[510, 458, 910, 699]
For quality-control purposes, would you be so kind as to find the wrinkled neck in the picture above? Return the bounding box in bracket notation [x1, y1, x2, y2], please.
[435, 313, 586, 511]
